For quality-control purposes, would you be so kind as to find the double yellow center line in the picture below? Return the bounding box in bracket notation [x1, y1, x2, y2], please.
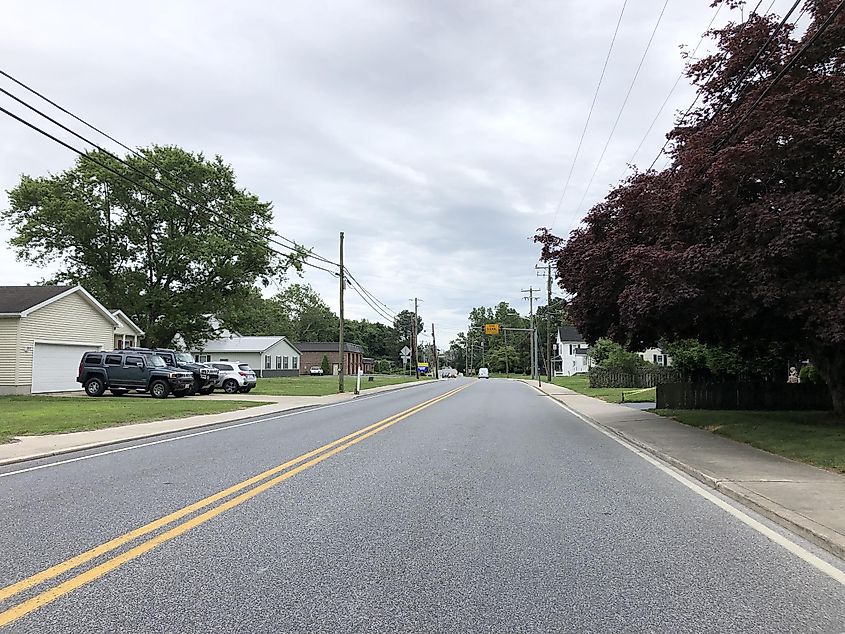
[0, 383, 471, 627]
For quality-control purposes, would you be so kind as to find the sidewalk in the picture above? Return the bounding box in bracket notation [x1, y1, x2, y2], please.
[524, 380, 845, 560]
[0, 380, 434, 467]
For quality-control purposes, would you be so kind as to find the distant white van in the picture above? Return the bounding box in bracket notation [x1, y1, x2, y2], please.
[478, 367, 489, 379]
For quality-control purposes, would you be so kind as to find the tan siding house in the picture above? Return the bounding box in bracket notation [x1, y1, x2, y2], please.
[0, 286, 119, 394]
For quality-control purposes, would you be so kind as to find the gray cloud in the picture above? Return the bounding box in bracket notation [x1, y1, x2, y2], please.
[1, 0, 779, 343]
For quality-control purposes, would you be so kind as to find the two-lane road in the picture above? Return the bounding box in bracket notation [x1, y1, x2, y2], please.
[1, 378, 843, 632]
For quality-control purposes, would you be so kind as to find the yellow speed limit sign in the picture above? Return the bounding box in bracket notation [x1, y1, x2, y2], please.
[484, 323, 501, 335]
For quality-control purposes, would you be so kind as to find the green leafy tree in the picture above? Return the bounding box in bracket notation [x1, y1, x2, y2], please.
[393, 310, 423, 346]
[320, 355, 332, 375]
[5, 146, 291, 346]
[274, 284, 338, 342]
[487, 345, 519, 373]
[589, 338, 649, 373]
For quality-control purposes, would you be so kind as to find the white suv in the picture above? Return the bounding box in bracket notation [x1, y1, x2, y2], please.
[205, 362, 257, 394]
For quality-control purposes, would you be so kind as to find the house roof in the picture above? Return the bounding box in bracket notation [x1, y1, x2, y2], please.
[558, 326, 586, 343]
[0, 285, 120, 325]
[0, 285, 74, 313]
[295, 341, 365, 354]
[197, 335, 300, 354]
[110, 309, 145, 336]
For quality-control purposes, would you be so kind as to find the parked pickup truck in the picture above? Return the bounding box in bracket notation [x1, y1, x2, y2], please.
[77, 349, 194, 398]
[125, 347, 219, 395]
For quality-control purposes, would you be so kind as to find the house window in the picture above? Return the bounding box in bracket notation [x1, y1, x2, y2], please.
[265, 355, 271, 369]
[653, 354, 667, 367]
[195, 354, 211, 363]
[291, 356, 299, 369]
[283, 356, 289, 369]
[276, 356, 282, 370]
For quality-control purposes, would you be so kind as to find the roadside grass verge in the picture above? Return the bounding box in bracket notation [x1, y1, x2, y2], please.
[252, 375, 419, 396]
[550, 374, 655, 404]
[0, 396, 262, 441]
[654, 409, 845, 473]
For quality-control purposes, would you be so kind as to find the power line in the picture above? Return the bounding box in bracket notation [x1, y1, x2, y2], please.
[622, 2, 723, 177]
[716, 0, 845, 150]
[0, 69, 339, 267]
[0, 101, 405, 329]
[647, 0, 768, 170]
[344, 269, 397, 318]
[549, 0, 628, 229]
[574, 0, 671, 216]
[0, 83, 317, 268]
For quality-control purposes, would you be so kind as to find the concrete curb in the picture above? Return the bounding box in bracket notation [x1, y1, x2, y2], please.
[0, 379, 438, 468]
[527, 382, 845, 560]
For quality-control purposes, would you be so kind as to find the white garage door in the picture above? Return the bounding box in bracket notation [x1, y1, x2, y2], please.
[31, 342, 102, 393]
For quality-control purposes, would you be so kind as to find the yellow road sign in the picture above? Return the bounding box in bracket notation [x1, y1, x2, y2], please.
[484, 323, 501, 335]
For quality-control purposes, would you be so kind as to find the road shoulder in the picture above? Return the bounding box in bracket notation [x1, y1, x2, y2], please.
[0, 379, 440, 467]
[519, 379, 845, 560]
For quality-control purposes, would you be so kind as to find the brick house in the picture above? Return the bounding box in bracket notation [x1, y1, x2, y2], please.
[296, 342, 364, 375]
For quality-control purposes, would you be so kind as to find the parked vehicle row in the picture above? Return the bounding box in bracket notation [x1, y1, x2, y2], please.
[76, 349, 256, 398]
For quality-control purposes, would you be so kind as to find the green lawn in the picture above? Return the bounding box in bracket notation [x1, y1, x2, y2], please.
[549, 374, 656, 404]
[0, 396, 262, 442]
[655, 409, 845, 473]
[252, 375, 420, 396]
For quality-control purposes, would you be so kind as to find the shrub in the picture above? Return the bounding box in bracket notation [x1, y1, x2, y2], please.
[799, 364, 825, 385]
[320, 355, 331, 375]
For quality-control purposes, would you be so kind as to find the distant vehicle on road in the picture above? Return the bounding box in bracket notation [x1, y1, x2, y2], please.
[309, 366, 324, 376]
[205, 361, 257, 394]
[478, 367, 489, 379]
[441, 368, 458, 378]
[77, 350, 193, 398]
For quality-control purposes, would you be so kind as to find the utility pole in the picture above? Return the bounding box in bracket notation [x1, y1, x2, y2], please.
[467, 327, 472, 376]
[413, 297, 420, 380]
[431, 322, 439, 379]
[522, 287, 540, 381]
[536, 263, 553, 382]
[504, 327, 509, 378]
[338, 232, 345, 393]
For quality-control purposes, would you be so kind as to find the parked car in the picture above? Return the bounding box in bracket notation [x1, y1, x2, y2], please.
[478, 367, 489, 379]
[77, 350, 194, 398]
[126, 347, 219, 395]
[205, 361, 257, 394]
[309, 366, 324, 376]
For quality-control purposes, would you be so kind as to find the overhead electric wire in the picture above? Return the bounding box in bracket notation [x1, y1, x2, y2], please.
[0, 86, 401, 325]
[548, 0, 628, 230]
[647, 0, 771, 170]
[622, 2, 723, 177]
[0, 69, 339, 267]
[345, 279, 395, 324]
[715, 0, 845, 150]
[344, 269, 397, 318]
[573, 0, 671, 216]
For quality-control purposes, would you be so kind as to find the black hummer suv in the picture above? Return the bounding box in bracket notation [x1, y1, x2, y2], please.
[125, 347, 219, 395]
[76, 349, 194, 398]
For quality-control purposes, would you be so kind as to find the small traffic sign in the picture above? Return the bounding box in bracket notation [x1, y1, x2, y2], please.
[401, 346, 411, 356]
[484, 323, 501, 335]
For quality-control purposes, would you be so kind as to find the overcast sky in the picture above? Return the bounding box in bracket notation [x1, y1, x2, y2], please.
[0, 1, 784, 344]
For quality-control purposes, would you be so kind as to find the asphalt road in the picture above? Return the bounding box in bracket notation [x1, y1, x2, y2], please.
[1, 378, 843, 633]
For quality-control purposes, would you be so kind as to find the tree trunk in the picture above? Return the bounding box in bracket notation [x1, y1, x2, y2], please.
[811, 343, 845, 420]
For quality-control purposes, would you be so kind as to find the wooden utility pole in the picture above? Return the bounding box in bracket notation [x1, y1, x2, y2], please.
[535, 264, 554, 382]
[431, 322, 439, 379]
[522, 287, 540, 381]
[338, 231, 345, 393]
[413, 297, 420, 379]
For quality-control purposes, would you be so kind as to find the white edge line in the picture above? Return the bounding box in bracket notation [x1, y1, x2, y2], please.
[0, 382, 442, 479]
[530, 383, 845, 586]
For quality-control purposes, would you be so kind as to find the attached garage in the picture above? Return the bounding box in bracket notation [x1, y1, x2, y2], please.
[31, 341, 105, 394]
[0, 286, 120, 395]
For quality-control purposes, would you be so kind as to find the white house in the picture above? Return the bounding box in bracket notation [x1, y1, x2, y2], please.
[0, 285, 121, 394]
[191, 335, 301, 377]
[639, 347, 672, 367]
[555, 326, 591, 376]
